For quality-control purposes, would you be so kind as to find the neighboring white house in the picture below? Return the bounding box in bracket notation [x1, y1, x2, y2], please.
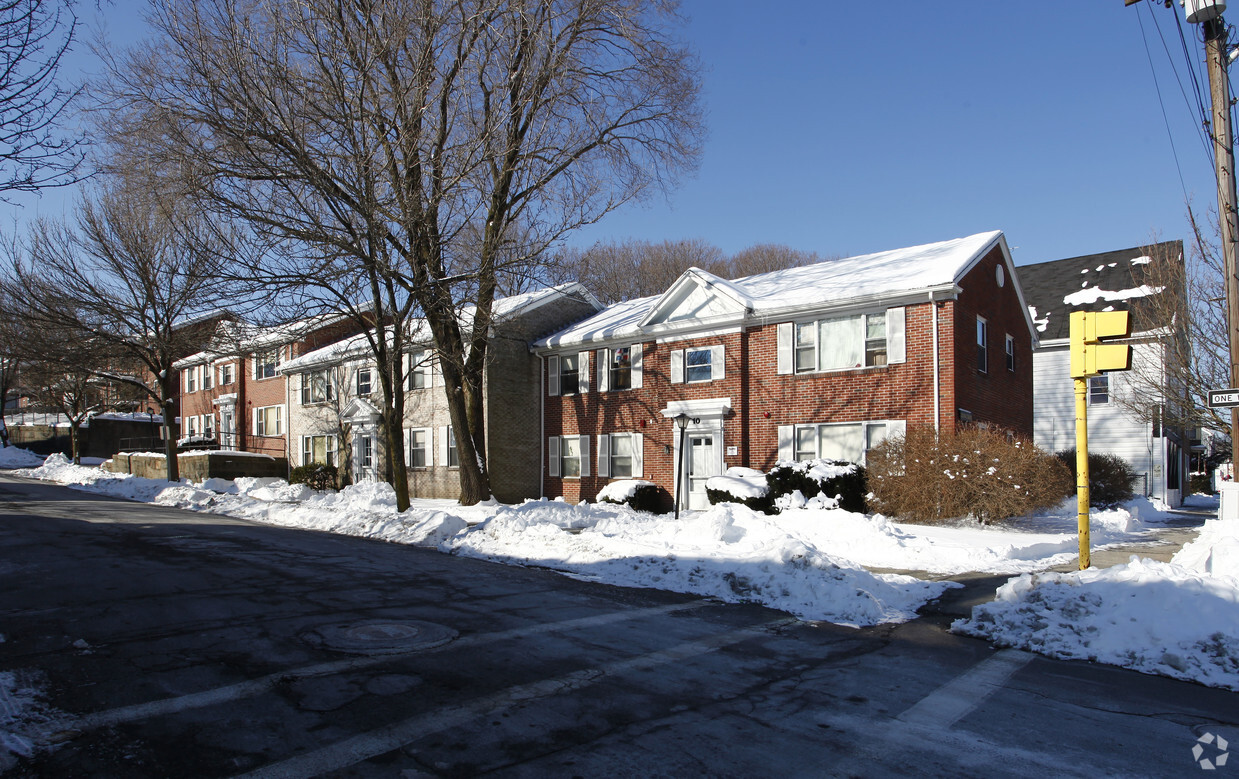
[1016, 241, 1191, 506]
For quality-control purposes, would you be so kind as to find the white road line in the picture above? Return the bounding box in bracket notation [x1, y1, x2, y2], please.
[42, 600, 707, 738]
[236, 616, 798, 779]
[896, 648, 1035, 730]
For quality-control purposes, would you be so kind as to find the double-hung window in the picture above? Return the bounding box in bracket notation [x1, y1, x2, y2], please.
[302, 434, 337, 466]
[685, 347, 713, 382]
[443, 426, 459, 468]
[610, 347, 632, 390]
[779, 308, 904, 374]
[255, 405, 282, 436]
[202, 365, 213, 391]
[185, 367, 197, 393]
[598, 432, 643, 479]
[560, 355, 580, 395]
[1089, 375, 1109, 405]
[300, 370, 333, 405]
[670, 345, 724, 384]
[356, 367, 372, 396]
[408, 351, 433, 390]
[408, 429, 430, 468]
[1005, 334, 1016, 372]
[220, 363, 235, 386]
[548, 435, 591, 479]
[254, 349, 279, 380]
[203, 414, 215, 439]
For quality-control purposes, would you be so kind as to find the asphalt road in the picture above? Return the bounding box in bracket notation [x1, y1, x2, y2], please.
[0, 473, 1235, 777]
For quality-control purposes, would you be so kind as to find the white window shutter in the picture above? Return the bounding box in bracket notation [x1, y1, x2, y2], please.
[777, 323, 794, 374]
[711, 344, 725, 380]
[431, 356, 441, 387]
[579, 434, 591, 477]
[251, 407, 258, 435]
[670, 349, 684, 383]
[423, 428, 434, 467]
[631, 344, 643, 388]
[887, 306, 906, 364]
[439, 426, 449, 466]
[579, 351, 590, 393]
[548, 356, 560, 396]
[597, 349, 609, 392]
[633, 433, 644, 476]
[549, 436, 560, 477]
[887, 419, 907, 442]
[597, 435, 610, 477]
[778, 425, 794, 462]
[402, 428, 410, 461]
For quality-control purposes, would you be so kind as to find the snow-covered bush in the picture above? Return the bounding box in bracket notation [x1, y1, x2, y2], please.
[705, 461, 865, 514]
[596, 479, 661, 513]
[1054, 449, 1136, 507]
[765, 459, 867, 513]
[706, 467, 772, 514]
[868, 425, 1070, 524]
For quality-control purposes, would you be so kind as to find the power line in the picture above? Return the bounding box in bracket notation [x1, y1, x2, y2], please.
[1137, 2, 1204, 204]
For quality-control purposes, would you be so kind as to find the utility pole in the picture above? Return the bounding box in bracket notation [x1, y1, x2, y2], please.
[1132, 0, 1239, 455]
[1199, 8, 1239, 444]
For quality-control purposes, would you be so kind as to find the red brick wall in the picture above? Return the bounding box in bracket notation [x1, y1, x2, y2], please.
[952, 246, 1034, 437]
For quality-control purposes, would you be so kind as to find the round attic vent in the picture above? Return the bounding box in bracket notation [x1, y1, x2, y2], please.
[996, 264, 1005, 288]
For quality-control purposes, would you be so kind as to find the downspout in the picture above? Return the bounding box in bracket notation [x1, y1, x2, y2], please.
[540, 354, 545, 499]
[930, 291, 940, 435]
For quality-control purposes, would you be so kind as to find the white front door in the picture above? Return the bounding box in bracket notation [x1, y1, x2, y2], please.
[687, 433, 719, 510]
[353, 433, 376, 482]
[220, 410, 235, 449]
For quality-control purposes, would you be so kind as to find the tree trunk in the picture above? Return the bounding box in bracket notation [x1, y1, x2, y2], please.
[161, 396, 179, 482]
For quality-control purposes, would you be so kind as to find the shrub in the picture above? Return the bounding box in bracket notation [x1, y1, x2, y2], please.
[598, 481, 663, 513]
[868, 426, 1071, 524]
[1190, 473, 1214, 495]
[765, 460, 867, 514]
[289, 463, 339, 491]
[1054, 449, 1137, 507]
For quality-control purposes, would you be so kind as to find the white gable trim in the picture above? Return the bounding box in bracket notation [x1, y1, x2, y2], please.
[638, 267, 753, 328]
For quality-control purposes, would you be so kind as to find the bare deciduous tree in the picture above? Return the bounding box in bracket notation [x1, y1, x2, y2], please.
[0, 0, 85, 194]
[104, 0, 704, 506]
[18, 322, 105, 463]
[2, 174, 239, 479]
[1117, 224, 1224, 453]
[551, 239, 826, 305]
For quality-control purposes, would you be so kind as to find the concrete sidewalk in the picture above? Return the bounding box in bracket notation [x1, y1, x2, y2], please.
[912, 504, 1216, 625]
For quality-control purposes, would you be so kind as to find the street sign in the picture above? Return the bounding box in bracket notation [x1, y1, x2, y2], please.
[1209, 388, 1239, 408]
[1070, 311, 1132, 378]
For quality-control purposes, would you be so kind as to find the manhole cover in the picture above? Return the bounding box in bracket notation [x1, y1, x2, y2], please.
[300, 620, 457, 655]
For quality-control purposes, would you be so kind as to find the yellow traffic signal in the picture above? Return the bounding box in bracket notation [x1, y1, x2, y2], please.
[1070, 310, 1132, 378]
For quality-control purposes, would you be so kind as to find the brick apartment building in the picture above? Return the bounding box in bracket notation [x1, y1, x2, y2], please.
[534, 231, 1036, 513]
[175, 313, 368, 466]
[277, 284, 601, 501]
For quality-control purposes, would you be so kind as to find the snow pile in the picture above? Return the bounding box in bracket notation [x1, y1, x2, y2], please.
[446, 500, 953, 626]
[1173, 515, 1239, 579]
[0, 447, 45, 469]
[953, 557, 1239, 690]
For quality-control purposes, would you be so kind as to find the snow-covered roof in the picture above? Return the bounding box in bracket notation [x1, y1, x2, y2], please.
[536, 231, 1007, 348]
[281, 283, 598, 373]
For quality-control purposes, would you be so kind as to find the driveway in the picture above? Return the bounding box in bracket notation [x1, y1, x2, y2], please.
[1, 475, 1235, 777]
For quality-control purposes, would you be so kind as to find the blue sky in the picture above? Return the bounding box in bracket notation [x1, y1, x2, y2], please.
[8, 0, 1221, 267]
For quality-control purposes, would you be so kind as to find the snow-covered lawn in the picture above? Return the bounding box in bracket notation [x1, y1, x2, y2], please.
[3, 449, 1237, 693]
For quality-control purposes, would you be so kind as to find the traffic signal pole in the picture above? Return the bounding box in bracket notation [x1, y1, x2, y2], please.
[1070, 310, 1132, 569]
[1075, 378, 1092, 569]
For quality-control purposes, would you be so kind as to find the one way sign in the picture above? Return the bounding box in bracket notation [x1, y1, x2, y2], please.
[1208, 389, 1239, 408]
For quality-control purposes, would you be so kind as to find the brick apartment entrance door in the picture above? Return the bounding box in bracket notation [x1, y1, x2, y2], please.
[687, 433, 718, 510]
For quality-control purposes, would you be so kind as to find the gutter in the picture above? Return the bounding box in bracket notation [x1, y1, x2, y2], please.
[931, 290, 940, 434]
